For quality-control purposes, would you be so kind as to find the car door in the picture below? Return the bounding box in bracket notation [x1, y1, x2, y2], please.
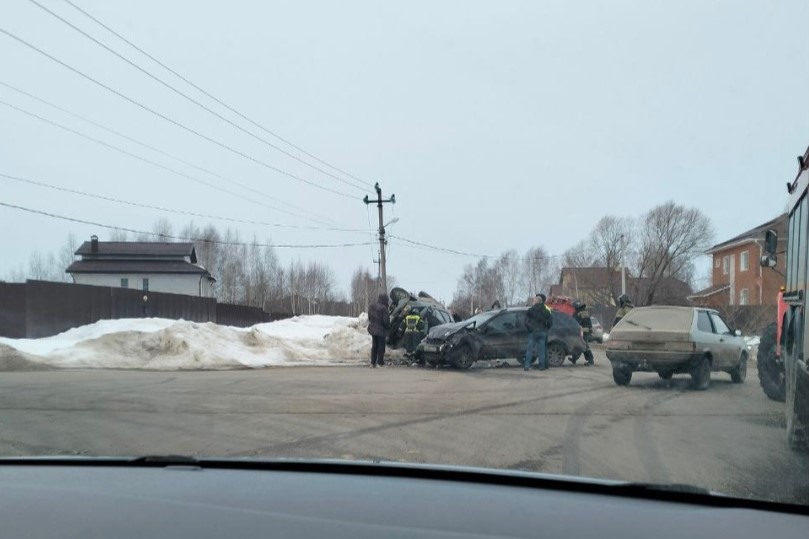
[695, 310, 722, 364]
[708, 312, 739, 368]
[479, 312, 521, 359]
[709, 313, 739, 368]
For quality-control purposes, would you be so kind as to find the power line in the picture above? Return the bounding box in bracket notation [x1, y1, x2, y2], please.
[0, 201, 376, 249]
[0, 80, 347, 227]
[388, 234, 574, 261]
[0, 26, 356, 200]
[61, 0, 373, 190]
[0, 97, 337, 227]
[0, 172, 368, 233]
[29, 0, 369, 193]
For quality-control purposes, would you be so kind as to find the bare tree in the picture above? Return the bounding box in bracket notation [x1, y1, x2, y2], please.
[108, 228, 129, 241]
[633, 201, 713, 305]
[350, 266, 376, 315]
[152, 218, 174, 241]
[56, 233, 79, 282]
[522, 245, 551, 299]
[589, 216, 634, 304]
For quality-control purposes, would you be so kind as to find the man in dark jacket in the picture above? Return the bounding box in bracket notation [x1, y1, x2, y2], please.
[524, 294, 553, 371]
[367, 293, 390, 368]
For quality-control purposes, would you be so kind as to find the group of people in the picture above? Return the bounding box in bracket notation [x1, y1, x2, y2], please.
[366, 291, 634, 370]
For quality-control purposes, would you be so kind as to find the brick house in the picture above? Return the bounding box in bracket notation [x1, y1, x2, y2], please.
[689, 214, 787, 307]
[549, 267, 691, 307]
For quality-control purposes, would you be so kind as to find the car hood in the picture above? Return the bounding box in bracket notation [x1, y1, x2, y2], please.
[427, 322, 469, 340]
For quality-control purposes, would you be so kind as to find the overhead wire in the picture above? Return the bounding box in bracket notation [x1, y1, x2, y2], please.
[60, 0, 373, 190]
[0, 97, 339, 227]
[28, 0, 369, 193]
[0, 26, 357, 200]
[388, 234, 577, 261]
[0, 172, 368, 233]
[0, 80, 341, 226]
[0, 201, 375, 249]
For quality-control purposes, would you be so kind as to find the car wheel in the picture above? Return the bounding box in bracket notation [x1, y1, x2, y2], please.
[450, 345, 475, 370]
[690, 356, 711, 390]
[547, 342, 566, 367]
[658, 371, 674, 380]
[612, 367, 632, 386]
[730, 353, 747, 384]
[758, 323, 785, 401]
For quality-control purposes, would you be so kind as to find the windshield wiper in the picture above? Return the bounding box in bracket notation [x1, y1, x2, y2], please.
[128, 455, 200, 466]
[613, 482, 714, 496]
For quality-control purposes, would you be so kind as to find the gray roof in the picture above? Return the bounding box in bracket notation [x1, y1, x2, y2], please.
[66, 260, 212, 277]
[707, 213, 788, 254]
[75, 241, 197, 262]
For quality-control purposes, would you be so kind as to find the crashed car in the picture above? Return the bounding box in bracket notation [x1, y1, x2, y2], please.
[416, 306, 588, 369]
[386, 288, 454, 348]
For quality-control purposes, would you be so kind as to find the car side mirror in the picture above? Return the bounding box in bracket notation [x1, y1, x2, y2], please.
[734, 329, 741, 337]
[764, 229, 778, 255]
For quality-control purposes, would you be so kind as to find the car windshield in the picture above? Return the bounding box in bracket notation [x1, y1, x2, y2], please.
[0, 0, 807, 510]
[464, 311, 500, 328]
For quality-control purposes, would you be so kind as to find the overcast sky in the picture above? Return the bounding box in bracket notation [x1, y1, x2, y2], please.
[1, 0, 807, 302]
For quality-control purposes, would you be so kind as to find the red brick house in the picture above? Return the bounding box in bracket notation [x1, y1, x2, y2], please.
[549, 267, 691, 307]
[689, 214, 787, 307]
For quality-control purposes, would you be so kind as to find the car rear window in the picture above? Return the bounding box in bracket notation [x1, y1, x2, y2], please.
[620, 308, 694, 332]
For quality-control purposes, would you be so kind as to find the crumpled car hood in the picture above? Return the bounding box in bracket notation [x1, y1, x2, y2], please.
[427, 322, 468, 340]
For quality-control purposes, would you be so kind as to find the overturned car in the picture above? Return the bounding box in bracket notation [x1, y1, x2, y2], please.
[386, 288, 454, 350]
[415, 306, 588, 369]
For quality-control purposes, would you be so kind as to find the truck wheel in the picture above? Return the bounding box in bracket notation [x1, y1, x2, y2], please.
[758, 323, 785, 401]
[613, 367, 632, 386]
[450, 345, 475, 370]
[730, 353, 748, 384]
[690, 356, 711, 391]
[547, 342, 566, 367]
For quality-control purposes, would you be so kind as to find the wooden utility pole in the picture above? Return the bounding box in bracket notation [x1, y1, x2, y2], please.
[363, 183, 396, 295]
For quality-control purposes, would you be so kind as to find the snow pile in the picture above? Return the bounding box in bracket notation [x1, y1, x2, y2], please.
[745, 335, 761, 357]
[0, 316, 376, 370]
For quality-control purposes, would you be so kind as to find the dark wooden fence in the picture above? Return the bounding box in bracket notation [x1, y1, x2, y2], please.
[0, 280, 282, 339]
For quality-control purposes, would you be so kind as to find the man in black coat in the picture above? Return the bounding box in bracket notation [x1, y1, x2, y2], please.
[367, 293, 390, 368]
[523, 294, 553, 371]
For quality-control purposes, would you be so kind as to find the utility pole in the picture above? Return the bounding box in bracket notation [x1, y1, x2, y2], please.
[620, 234, 626, 296]
[363, 183, 395, 295]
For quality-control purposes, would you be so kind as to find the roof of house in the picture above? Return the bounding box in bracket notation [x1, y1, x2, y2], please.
[66, 260, 213, 279]
[75, 241, 197, 262]
[687, 283, 730, 300]
[706, 213, 788, 254]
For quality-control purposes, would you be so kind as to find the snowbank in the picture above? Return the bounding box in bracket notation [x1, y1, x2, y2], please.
[0, 315, 377, 370]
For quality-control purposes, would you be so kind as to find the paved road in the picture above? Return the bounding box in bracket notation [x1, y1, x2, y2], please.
[1, 348, 808, 504]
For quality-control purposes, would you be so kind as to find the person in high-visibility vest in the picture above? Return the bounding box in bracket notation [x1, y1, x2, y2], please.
[404, 310, 429, 357]
[613, 294, 634, 328]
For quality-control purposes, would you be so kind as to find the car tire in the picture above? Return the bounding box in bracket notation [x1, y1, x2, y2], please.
[547, 342, 566, 367]
[658, 371, 674, 380]
[730, 353, 748, 384]
[690, 356, 711, 391]
[450, 345, 475, 370]
[758, 323, 786, 402]
[612, 367, 632, 386]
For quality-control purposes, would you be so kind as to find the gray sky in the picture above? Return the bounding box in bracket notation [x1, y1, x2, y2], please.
[1, 0, 807, 302]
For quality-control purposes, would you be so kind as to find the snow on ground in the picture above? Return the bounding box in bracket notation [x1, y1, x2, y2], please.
[0, 315, 380, 370]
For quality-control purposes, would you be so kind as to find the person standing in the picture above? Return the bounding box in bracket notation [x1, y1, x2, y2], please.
[613, 294, 634, 328]
[573, 301, 595, 366]
[367, 293, 390, 368]
[524, 294, 553, 371]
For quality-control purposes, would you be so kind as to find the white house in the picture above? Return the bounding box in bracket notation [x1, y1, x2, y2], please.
[66, 236, 216, 297]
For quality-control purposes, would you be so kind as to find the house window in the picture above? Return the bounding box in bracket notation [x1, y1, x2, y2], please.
[142, 278, 149, 292]
[722, 256, 729, 275]
[740, 251, 749, 271]
[120, 278, 128, 288]
[740, 288, 749, 305]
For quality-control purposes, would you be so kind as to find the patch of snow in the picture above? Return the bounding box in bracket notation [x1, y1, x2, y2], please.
[602, 332, 609, 342]
[0, 316, 376, 370]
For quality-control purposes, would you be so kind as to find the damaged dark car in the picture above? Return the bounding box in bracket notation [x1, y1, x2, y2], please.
[416, 307, 588, 369]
